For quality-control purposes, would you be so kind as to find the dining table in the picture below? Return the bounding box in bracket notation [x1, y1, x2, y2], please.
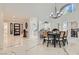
[48, 31, 60, 47]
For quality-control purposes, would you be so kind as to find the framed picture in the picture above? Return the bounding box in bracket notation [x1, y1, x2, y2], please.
[10, 23, 13, 34]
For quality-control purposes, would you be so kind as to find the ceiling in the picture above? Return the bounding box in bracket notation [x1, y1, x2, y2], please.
[0, 3, 78, 21]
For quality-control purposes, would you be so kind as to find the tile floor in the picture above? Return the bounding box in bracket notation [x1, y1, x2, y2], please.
[0, 35, 79, 55]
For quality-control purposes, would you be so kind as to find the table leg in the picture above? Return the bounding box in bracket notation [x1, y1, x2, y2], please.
[54, 38, 56, 47]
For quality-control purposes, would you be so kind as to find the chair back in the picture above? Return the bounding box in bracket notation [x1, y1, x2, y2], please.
[63, 31, 68, 38]
[64, 31, 68, 37]
[60, 31, 64, 38]
[48, 31, 53, 38]
[43, 31, 48, 38]
[52, 31, 57, 34]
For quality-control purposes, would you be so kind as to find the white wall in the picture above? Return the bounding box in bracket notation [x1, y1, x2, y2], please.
[2, 3, 79, 40]
[0, 6, 4, 48]
[29, 17, 39, 38]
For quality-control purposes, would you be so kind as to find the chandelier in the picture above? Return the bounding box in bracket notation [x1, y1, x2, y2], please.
[50, 3, 74, 19]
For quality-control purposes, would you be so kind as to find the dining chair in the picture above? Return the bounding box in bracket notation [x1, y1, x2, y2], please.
[57, 31, 64, 47]
[42, 31, 48, 44]
[58, 31, 68, 47]
[42, 31, 53, 47]
[63, 31, 68, 46]
[47, 31, 53, 47]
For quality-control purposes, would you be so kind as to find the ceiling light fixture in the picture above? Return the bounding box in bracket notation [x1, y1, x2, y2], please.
[50, 3, 74, 19]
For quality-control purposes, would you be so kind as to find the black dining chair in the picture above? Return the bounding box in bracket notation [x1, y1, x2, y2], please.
[42, 31, 48, 44]
[57, 31, 64, 47]
[63, 31, 68, 46]
[42, 31, 54, 47]
[47, 31, 54, 47]
[57, 31, 68, 47]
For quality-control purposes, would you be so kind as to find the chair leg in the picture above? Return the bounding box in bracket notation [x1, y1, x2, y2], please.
[62, 40, 66, 46]
[64, 39, 68, 45]
[47, 40, 52, 47]
[47, 40, 49, 47]
[67, 41, 68, 45]
[66, 39, 68, 45]
[59, 40, 61, 48]
[43, 39, 46, 44]
[54, 39, 56, 47]
[52, 40, 54, 45]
